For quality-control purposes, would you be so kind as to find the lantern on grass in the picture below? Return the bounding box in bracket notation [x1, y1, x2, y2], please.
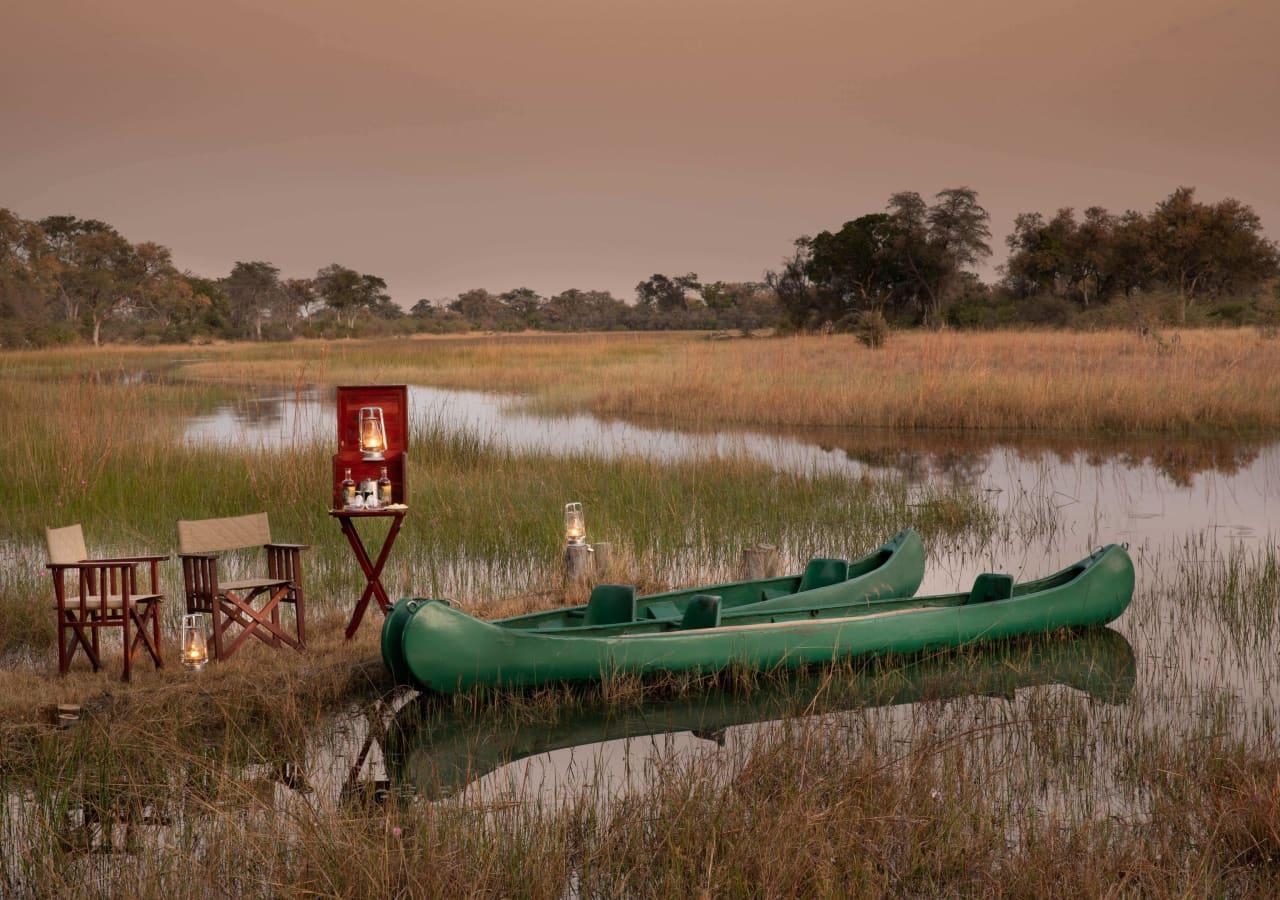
[564, 502, 586, 546]
[358, 406, 387, 460]
[181, 614, 208, 671]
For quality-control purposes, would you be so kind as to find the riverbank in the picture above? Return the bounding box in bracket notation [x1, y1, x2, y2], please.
[161, 328, 1280, 435]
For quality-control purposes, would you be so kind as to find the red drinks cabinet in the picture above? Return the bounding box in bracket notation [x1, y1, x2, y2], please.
[331, 384, 409, 508]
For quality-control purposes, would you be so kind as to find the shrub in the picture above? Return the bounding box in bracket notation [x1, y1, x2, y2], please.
[852, 310, 889, 348]
[1015, 294, 1077, 327]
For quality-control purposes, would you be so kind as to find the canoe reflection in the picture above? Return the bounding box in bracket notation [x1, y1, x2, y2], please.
[385, 628, 1135, 800]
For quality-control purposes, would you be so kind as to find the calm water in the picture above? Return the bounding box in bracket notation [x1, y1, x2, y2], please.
[183, 383, 1278, 589]
[178, 383, 1280, 808]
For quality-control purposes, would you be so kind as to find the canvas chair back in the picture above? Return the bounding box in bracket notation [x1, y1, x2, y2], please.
[178, 513, 272, 555]
[46, 524, 88, 565]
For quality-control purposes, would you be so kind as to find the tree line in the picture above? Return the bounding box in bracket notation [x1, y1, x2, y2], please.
[779, 186, 1278, 332]
[2, 185, 1276, 347]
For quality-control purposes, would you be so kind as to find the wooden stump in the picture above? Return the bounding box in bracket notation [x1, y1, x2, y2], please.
[740, 544, 781, 580]
[590, 542, 612, 576]
[564, 543, 593, 582]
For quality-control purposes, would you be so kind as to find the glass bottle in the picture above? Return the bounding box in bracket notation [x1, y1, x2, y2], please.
[378, 466, 393, 506]
[341, 467, 357, 508]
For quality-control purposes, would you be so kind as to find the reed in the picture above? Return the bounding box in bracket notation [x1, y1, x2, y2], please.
[153, 328, 1280, 435]
[0, 349, 997, 675]
[3, 651, 1277, 898]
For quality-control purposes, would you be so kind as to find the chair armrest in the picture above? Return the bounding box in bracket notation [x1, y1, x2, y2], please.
[265, 543, 309, 551]
[179, 552, 220, 561]
[46, 560, 146, 571]
[49, 560, 151, 604]
[90, 554, 170, 564]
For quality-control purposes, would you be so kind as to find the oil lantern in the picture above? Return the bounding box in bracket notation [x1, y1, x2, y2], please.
[564, 502, 586, 546]
[181, 613, 208, 671]
[358, 406, 387, 460]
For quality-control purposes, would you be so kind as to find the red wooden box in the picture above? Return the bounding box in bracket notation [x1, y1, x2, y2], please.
[332, 384, 409, 508]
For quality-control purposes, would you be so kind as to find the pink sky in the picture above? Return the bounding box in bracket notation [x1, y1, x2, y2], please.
[3, 0, 1276, 304]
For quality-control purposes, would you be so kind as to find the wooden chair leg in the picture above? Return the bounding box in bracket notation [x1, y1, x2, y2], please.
[121, 602, 132, 682]
[211, 602, 225, 661]
[90, 614, 101, 672]
[60, 614, 95, 674]
[294, 585, 306, 648]
[129, 605, 163, 670]
[151, 603, 163, 668]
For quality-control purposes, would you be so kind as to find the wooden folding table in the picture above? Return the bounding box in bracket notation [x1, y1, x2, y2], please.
[330, 507, 407, 639]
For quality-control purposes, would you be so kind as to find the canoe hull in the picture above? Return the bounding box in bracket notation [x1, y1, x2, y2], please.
[398, 545, 1135, 694]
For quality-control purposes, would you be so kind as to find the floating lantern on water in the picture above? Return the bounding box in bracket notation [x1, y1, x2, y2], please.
[181, 613, 208, 671]
[358, 406, 387, 460]
[564, 502, 586, 546]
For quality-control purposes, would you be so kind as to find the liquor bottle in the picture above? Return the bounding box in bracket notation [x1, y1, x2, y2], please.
[378, 466, 393, 506]
[341, 467, 357, 508]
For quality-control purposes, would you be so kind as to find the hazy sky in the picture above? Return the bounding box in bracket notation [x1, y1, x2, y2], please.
[3, 0, 1277, 305]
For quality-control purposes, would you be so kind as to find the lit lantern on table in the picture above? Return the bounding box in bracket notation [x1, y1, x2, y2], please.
[564, 502, 586, 546]
[358, 407, 387, 460]
[181, 613, 208, 671]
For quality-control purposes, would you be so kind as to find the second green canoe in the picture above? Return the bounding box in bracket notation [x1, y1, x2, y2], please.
[382, 528, 924, 685]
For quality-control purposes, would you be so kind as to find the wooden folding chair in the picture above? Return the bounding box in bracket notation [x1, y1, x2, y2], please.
[177, 512, 307, 661]
[45, 524, 166, 681]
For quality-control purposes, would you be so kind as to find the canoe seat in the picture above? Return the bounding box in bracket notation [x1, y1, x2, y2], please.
[759, 586, 791, 603]
[798, 558, 849, 592]
[645, 601, 682, 621]
[968, 573, 1014, 605]
[585, 584, 637, 625]
[681, 594, 722, 629]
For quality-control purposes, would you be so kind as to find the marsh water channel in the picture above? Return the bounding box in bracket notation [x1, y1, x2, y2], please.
[178, 381, 1279, 812]
[5, 372, 1279, 885]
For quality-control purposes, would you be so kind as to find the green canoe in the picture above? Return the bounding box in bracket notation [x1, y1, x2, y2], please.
[382, 528, 925, 685]
[386, 628, 1136, 798]
[394, 544, 1134, 693]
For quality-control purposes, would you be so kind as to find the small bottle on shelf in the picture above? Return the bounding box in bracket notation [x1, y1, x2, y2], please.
[341, 467, 357, 508]
[378, 466, 393, 506]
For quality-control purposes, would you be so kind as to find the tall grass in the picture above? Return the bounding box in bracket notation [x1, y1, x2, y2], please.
[0, 351, 996, 685]
[161, 328, 1280, 434]
[3, 628, 1278, 897]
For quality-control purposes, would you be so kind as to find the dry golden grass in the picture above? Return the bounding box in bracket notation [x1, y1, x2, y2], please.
[171, 328, 1280, 434]
[0, 614, 385, 731]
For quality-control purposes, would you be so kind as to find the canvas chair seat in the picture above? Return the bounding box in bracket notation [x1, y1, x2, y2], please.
[218, 576, 290, 592]
[52, 592, 163, 611]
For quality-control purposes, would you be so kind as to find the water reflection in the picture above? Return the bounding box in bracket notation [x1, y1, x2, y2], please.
[793, 427, 1265, 489]
[383, 629, 1135, 801]
[181, 382, 1280, 595]
[182, 383, 1269, 488]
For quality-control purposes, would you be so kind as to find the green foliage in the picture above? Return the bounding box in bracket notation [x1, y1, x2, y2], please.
[223, 261, 285, 340]
[852, 310, 889, 347]
[775, 188, 992, 331]
[1005, 188, 1279, 323]
[636, 272, 701, 312]
[314, 263, 395, 331]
